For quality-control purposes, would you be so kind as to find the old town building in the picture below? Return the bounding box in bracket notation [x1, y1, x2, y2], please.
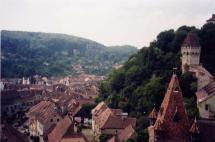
[196, 80, 215, 119]
[27, 100, 63, 141]
[92, 101, 136, 142]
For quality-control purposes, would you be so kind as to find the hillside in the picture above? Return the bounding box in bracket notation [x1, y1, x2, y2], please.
[98, 23, 215, 141]
[1, 30, 138, 78]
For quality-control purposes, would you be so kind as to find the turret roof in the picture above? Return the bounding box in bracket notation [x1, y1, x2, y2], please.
[149, 107, 157, 119]
[182, 32, 201, 48]
[189, 118, 200, 134]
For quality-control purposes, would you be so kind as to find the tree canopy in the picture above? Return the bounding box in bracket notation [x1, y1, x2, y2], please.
[98, 23, 215, 142]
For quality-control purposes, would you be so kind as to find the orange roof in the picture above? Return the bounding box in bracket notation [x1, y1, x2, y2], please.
[91, 101, 108, 115]
[27, 101, 62, 124]
[182, 32, 201, 48]
[48, 115, 72, 142]
[189, 119, 200, 134]
[93, 102, 136, 130]
[153, 74, 190, 139]
[149, 107, 157, 119]
[118, 124, 135, 141]
[154, 119, 163, 131]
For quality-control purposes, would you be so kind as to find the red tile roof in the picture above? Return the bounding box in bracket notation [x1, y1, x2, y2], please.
[91, 101, 108, 115]
[152, 74, 190, 140]
[27, 100, 62, 124]
[93, 102, 136, 130]
[61, 133, 88, 142]
[154, 119, 164, 131]
[149, 107, 157, 119]
[118, 124, 135, 141]
[48, 115, 72, 142]
[189, 119, 200, 134]
[107, 124, 136, 142]
[182, 32, 201, 48]
[196, 79, 215, 103]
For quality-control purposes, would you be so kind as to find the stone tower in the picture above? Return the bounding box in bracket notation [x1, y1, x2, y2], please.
[181, 32, 201, 73]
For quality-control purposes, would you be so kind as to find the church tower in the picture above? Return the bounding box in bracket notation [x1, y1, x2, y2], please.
[148, 73, 190, 142]
[181, 32, 201, 73]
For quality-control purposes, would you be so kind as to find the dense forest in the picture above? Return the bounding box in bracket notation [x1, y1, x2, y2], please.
[98, 23, 215, 142]
[1, 30, 137, 78]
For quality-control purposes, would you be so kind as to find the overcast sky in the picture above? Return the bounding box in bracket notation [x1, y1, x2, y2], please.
[0, 0, 214, 48]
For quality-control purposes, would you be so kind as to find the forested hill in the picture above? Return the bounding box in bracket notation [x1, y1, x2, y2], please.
[1, 30, 138, 77]
[98, 23, 215, 142]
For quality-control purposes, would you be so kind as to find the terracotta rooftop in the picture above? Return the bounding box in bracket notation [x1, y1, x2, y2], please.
[107, 124, 135, 142]
[154, 119, 164, 131]
[101, 114, 136, 129]
[152, 74, 190, 139]
[91, 101, 108, 116]
[118, 124, 135, 141]
[48, 115, 72, 142]
[202, 80, 215, 96]
[189, 119, 200, 134]
[182, 32, 201, 48]
[93, 102, 136, 130]
[196, 79, 215, 103]
[61, 133, 88, 142]
[27, 100, 62, 124]
[149, 107, 157, 119]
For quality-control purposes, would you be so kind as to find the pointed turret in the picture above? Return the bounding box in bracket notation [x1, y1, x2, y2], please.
[149, 107, 157, 125]
[189, 118, 200, 134]
[189, 118, 200, 142]
[155, 73, 190, 140]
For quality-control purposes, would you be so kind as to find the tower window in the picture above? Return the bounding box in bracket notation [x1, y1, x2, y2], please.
[205, 104, 209, 111]
[173, 107, 180, 122]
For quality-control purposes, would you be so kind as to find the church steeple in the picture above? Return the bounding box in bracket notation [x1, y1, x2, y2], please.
[149, 107, 157, 125]
[189, 118, 200, 142]
[148, 73, 190, 142]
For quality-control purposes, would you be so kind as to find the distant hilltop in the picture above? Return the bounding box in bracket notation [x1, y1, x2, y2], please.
[1, 30, 138, 78]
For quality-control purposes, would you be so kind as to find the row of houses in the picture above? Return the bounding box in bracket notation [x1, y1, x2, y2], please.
[26, 95, 90, 142]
